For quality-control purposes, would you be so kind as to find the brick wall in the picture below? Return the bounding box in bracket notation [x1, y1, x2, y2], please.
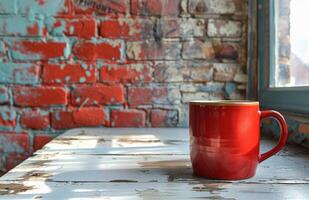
[0, 0, 247, 174]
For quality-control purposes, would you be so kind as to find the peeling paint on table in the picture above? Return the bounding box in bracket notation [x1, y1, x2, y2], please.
[0, 128, 308, 199]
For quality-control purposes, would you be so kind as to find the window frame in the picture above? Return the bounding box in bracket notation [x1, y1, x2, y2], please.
[251, 0, 309, 114]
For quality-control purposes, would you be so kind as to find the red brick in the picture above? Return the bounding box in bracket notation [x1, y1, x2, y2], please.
[150, 109, 178, 127]
[5, 153, 28, 171]
[33, 134, 54, 151]
[111, 109, 145, 127]
[99, 18, 153, 39]
[73, 41, 122, 61]
[51, 18, 96, 39]
[20, 111, 50, 130]
[128, 87, 168, 105]
[52, 108, 107, 129]
[12, 40, 69, 60]
[71, 85, 125, 106]
[14, 86, 68, 107]
[0, 132, 30, 154]
[43, 63, 96, 84]
[74, 0, 127, 15]
[99, 64, 153, 83]
[131, 0, 180, 16]
[0, 109, 16, 128]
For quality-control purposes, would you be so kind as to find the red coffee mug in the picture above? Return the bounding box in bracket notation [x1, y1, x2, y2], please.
[189, 100, 288, 180]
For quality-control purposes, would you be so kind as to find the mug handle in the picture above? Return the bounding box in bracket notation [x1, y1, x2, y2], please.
[259, 110, 288, 163]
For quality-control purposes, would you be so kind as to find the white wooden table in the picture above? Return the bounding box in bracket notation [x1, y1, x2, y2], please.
[0, 128, 308, 199]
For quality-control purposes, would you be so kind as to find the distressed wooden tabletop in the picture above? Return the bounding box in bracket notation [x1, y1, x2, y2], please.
[0, 128, 309, 200]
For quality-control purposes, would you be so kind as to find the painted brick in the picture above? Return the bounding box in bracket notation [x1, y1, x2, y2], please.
[33, 135, 54, 151]
[182, 92, 223, 103]
[0, 87, 9, 104]
[207, 19, 242, 38]
[111, 109, 145, 127]
[213, 63, 238, 82]
[11, 40, 70, 61]
[158, 19, 180, 38]
[48, 18, 96, 39]
[73, 40, 122, 61]
[99, 18, 153, 39]
[4, 153, 28, 171]
[131, 0, 180, 16]
[71, 85, 125, 106]
[0, 109, 16, 129]
[182, 40, 215, 60]
[154, 62, 183, 82]
[214, 43, 239, 60]
[14, 86, 68, 107]
[299, 123, 309, 134]
[154, 61, 213, 83]
[99, 64, 153, 84]
[180, 19, 205, 38]
[73, 0, 127, 15]
[17, 0, 70, 16]
[150, 109, 178, 127]
[0, 16, 44, 36]
[0, 62, 40, 84]
[43, 63, 96, 84]
[183, 62, 214, 82]
[0, 0, 17, 14]
[128, 86, 181, 105]
[157, 18, 206, 39]
[52, 108, 107, 129]
[0, 132, 30, 154]
[182, 40, 239, 61]
[233, 72, 247, 83]
[188, 0, 241, 15]
[20, 110, 50, 130]
[127, 40, 181, 60]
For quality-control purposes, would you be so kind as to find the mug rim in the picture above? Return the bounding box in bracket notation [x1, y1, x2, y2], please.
[189, 100, 259, 106]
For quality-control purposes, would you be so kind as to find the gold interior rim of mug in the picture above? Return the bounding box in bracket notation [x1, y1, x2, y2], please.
[189, 100, 259, 106]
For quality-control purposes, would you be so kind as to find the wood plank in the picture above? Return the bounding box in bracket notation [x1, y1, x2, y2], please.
[35, 128, 189, 155]
[1, 128, 309, 199]
[0, 181, 308, 200]
[1, 152, 308, 184]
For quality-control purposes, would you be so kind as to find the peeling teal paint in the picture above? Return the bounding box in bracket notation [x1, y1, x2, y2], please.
[64, 42, 71, 59]
[0, 41, 5, 54]
[0, 87, 8, 103]
[0, 135, 26, 153]
[45, 17, 66, 36]
[54, 112, 61, 121]
[81, 63, 88, 70]
[0, 16, 44, 36]
[0, 0, 17, 14]
[17, 0, 67, 16]
[86, 71, 91, 77]
[79, 77, 86, 83]
[69, 26, 75, 34]
[225, 82, 236, 95]
[199, 83, 224, 92]
[65, 76, 71, 82]
[0, 110, 15, 121]
[0, 62, 39, 84]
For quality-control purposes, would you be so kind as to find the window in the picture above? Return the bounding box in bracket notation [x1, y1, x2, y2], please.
[255, 0, 309, 114]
